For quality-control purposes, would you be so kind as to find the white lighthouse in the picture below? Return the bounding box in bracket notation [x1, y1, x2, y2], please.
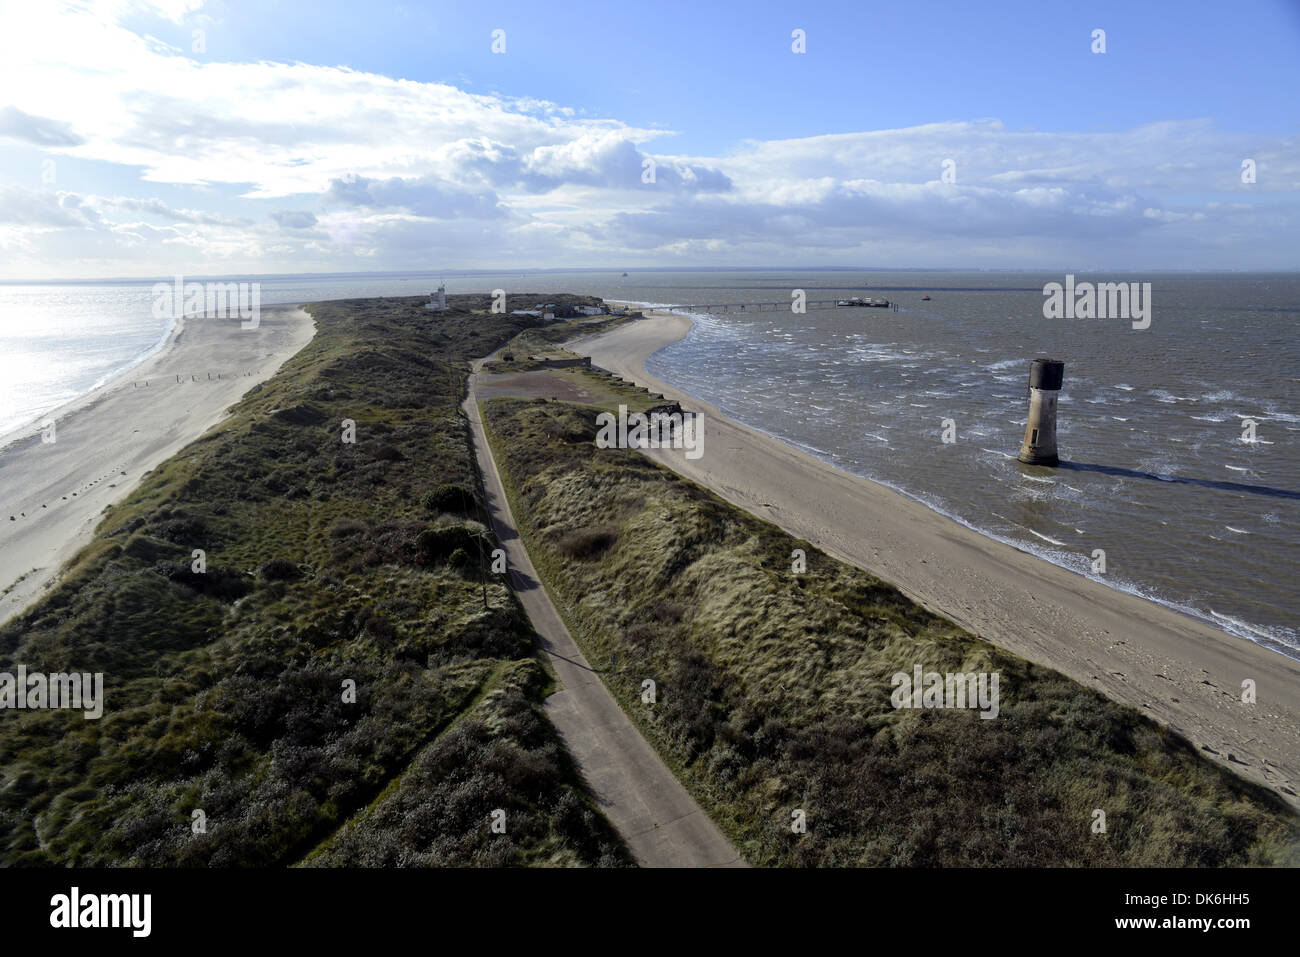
[426, 284, 447, 311]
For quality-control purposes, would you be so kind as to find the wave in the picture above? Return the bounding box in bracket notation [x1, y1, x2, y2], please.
[1027, 529, 1067, 546]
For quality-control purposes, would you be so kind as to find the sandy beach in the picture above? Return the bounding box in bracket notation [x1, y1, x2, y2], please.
[574, 310, 1300, 807]
[0, 305, 316, 624]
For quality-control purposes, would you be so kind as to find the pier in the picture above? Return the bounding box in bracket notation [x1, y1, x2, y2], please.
[664, 298, 898, 313]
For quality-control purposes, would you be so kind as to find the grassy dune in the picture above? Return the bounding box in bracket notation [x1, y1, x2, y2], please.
[482, 394, 1300, 867]
[0, 294, 629, 867]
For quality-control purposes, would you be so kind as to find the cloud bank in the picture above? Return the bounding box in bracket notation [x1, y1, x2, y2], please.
[0, 0, 1294, 277]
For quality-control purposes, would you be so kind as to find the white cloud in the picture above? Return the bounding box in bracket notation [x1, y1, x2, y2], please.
[269, 209, 318, 230]
[0, 1, 1295, 277]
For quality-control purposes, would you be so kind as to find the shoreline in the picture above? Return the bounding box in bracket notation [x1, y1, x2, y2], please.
[700, 387, 1294, 661]
[575, 307, 1300, 807]
[0, 313, 189, 455]
[0, 304, 316, 625]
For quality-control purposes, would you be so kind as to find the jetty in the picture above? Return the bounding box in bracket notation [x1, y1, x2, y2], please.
[665, 298, 897, 313]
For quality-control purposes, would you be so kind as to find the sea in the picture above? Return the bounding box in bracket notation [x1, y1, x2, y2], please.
[1, 269, 1296, 657]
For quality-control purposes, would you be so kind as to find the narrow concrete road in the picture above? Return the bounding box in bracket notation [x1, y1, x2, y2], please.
[463, 360, 746, 868]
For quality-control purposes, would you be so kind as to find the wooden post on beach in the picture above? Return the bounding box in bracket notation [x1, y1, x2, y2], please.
[1018, 358, 1064, 467]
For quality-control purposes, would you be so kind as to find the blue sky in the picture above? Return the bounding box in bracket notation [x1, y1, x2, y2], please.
[0, 0, 1297, 278]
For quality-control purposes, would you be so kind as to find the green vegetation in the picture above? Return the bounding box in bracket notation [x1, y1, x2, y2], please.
[0, 294, 630, 867]
[305, 659, 625, 867]
[482, 393, 1300, 867]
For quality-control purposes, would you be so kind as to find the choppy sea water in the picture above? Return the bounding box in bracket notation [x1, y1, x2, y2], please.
[627, 272, 1300, 659]
[2, 269, 1296, 657]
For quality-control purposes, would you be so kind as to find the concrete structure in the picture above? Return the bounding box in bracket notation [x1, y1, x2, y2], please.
[527, 355, 591, 369]
[425, 284, 447, 311]
[1018, 358, 1065, 466]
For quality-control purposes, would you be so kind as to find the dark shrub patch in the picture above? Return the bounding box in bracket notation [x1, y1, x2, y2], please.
[165, 564, 252, 601]
[421, 484, 476, 514]
[328, 519, 368, 538]
[122, 534, 189, 562]
[416, 525, 479, 563]
[555, 526, 617, 560]
[258, 557, 301, 581]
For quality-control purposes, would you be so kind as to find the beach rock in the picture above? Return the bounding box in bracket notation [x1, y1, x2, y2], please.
[646, 402, 683, 418]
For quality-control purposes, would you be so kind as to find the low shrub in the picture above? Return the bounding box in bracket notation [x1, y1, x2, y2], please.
[421, 484, 476, 514]
[555, 526, 617, 560]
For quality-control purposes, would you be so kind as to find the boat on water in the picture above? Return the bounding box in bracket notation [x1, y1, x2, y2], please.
[836, 296, 891, 308]
[921, 295, 931, 301]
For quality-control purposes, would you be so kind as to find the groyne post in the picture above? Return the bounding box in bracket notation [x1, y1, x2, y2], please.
[1017, 358, 1064, 467]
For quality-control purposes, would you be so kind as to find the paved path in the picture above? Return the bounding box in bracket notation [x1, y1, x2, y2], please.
[464, 360, 746, 868]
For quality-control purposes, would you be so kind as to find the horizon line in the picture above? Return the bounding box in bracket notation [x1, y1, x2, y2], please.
[4, 266, 1298, 286]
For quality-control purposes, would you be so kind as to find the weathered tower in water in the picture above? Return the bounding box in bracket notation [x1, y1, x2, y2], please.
[1018, 358, 1064, 467]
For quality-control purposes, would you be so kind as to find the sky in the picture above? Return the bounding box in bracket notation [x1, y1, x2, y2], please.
[0, 0, 1297, 279]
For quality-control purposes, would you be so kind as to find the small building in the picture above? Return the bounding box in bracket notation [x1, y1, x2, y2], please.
[425, 284, 447, 310]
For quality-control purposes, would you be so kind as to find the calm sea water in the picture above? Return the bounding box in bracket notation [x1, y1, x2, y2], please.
[2, 269, 1296, 656]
